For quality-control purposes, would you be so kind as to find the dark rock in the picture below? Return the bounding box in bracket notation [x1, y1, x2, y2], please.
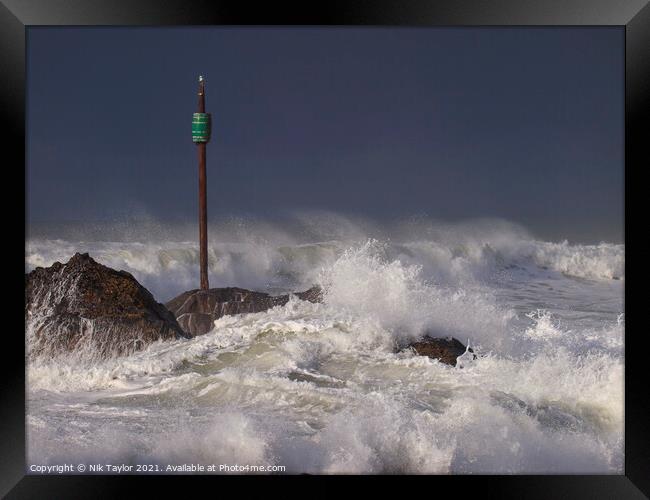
[166, 285, 323, 337]
[294, 286, 324, 303]
[26, 253, 188, 359]
[490, 391, 591, 433]
[403, 335, 474, 366]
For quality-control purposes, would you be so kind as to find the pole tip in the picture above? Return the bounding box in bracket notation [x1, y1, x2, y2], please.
[198, 75, 204, 82]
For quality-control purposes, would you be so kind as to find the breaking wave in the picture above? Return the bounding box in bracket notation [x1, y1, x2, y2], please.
[26, 216, 623, 302]
[26, 215, 624, 474]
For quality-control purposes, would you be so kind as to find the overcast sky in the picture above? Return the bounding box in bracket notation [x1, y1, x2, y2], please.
[27, 27, 623, 243]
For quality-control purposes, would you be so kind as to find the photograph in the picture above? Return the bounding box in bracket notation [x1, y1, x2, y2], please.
[24, 25, 625, 475]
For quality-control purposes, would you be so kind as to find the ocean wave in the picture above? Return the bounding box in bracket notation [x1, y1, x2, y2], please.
[25, 218, 623, 302]
[25, 216, 624, 473]
[27, 305, 623, 473]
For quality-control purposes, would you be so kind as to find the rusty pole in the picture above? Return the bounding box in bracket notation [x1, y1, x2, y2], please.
[197, 77, 209, 290]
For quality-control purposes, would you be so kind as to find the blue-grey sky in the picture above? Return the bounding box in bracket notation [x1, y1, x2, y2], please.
[27, 27, 623, 243]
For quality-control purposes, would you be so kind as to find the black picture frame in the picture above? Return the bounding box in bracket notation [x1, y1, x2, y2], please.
[3, 0, 647, 496]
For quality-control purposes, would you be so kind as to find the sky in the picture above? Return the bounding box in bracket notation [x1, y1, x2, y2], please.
[27, 27, 623, 243]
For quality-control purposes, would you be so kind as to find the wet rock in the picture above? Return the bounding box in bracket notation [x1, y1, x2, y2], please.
[293, 286, 324, 304]
[490, 391, 593, 433]
[166, 286, 323, 337]
[25, 253, 188, 359]
[403, 335, 475, 366]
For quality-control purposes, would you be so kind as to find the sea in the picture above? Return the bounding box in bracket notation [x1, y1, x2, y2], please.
[25, 215, 624, 474]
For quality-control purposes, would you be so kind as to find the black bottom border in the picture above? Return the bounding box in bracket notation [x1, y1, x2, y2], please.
[5, 474, 649, 499]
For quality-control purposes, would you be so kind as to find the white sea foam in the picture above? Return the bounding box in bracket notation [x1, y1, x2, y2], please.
[25, 216, 624, 474]
[26, 217, 623, 302]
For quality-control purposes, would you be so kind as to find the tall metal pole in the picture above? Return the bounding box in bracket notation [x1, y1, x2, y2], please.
[197, 77, 209, 290]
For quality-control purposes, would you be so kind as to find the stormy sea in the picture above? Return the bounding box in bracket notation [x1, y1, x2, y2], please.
[25, 215, 624, 474]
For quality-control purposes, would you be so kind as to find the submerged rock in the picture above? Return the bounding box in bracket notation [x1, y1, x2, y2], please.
[490, 391, 594, 433]
[25, 253, 188, 359]
[166, 286, 323, 337]
[403, 335, 475, 366]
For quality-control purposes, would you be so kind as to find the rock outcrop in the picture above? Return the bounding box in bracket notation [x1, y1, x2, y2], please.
[165, 286, 323, 337]
[26, 253, 188, 359]
[25, 252, 478, 367]
[403, 335, 475, 366]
